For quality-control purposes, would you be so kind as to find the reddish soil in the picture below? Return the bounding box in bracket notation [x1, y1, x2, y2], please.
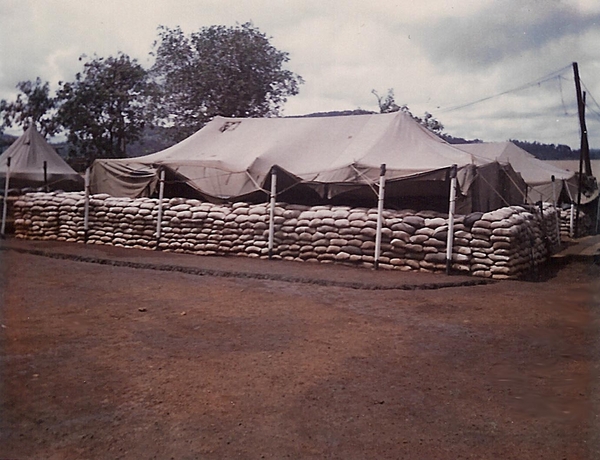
[1, 240, 599, 459]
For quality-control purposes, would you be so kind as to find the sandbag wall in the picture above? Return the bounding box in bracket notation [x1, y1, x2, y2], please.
[557, 206, 593, 237]
[12, 192, 560, 280]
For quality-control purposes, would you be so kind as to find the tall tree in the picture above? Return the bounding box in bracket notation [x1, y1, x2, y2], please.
[151, 23, 303, 141]
[56, 53, 152, 161]
[372, 88, 444, 134]
[372, 88, 407, 114]
[0, 77, 59, 137]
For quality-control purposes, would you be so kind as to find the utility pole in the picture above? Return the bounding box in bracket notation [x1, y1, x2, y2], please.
[573, 62, 591, 237]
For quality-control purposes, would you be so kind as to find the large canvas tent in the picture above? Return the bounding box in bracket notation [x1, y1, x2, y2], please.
[91, 112, 526, 213]
[455, 141, 576, 204]
[0, 126, 83, 191]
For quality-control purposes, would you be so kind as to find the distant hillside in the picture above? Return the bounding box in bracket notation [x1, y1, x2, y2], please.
[509, 139, 600, 161]
[509, 140, 577, 160]
[440, 134, 483, 145]
[580, 148, 600, 160]
[126, 126, 177, 157]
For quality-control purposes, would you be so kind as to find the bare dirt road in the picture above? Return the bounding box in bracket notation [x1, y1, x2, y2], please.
[1, 240, 599, 459]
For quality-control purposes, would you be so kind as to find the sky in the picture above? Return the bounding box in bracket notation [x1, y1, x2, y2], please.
[1, 0, 599, 149]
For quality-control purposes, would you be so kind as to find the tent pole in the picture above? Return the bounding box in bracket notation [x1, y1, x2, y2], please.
[1, 157, 11, 237]
[446, 165, 458, 275]
[595, 194, 600, 235]
[83, 168, 90, 243]
[374, 164, 386, 270]
[268, 168, 277, 259]
[156, 169, 165, 249]
[43, 161, 48, 192]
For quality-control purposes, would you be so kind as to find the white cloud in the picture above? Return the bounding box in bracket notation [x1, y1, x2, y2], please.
[1, 0, 599, 148]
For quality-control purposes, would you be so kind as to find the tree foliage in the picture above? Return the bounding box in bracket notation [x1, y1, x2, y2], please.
[151, 22, 304, 141]
[0, 77, 59, 137]
[56, 53, 152, 161]
[372, 88, 444, 134]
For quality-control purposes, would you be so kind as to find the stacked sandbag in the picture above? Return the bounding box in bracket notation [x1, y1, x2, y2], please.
[270, 206, 461, 272]
[277, 205, 382, 267]
[226, 202, 287, 258]
[540, 203, 561, 250]
[558, 205, 592, 237]
[85, 195, 160, 250]
[385, 211, 471, 273]
[158, 199, 244, 256]
[13, 192, 63, 240]
[12, 195, 34, 238]
[56, 192, 86, 242]
[558, 207, 573, 237]
[11, 192, 562, 280]
[467, 205, 559, 280]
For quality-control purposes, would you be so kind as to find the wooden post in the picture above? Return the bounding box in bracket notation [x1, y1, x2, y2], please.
[43, 161, 48, 192]
[446, 164, 458, 275]
[1, 156, 11, 237]
[155, 169, 165, 248]
[573, 63, 592, 176]
[374, 164, 386, 270]
[596, 195, 600, 235]
[569, 203, 575, 238]
[551, 175, 561, 243]
[268, 168, 277, 259]
[83, 168, 90, 242]
[573, 62, 591, 237]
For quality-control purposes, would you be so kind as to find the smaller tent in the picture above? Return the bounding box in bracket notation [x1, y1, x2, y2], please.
[0, 126, 84, 191]
[455, 141, 575, 203]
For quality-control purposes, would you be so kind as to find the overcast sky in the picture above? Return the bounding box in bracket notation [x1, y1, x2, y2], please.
[1, 0, 599, 148]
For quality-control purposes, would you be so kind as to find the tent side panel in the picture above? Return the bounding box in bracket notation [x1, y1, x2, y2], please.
[90, 161, 158, 198]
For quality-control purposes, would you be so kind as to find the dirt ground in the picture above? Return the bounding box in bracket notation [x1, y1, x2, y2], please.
[1, 240, 599, 459]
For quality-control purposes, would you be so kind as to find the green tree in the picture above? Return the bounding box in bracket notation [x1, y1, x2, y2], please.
[151, 22, 303, 141]
[372, 88, 407, 114]
[56, 53, 152, 162]
[372, 88, 444, 134]
[0, 77, 59, 137]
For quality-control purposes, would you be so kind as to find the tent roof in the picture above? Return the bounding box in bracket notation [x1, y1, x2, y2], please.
[0, 126, 83, 190]
[98, 112, 481, 199]
[455, 141, 574, 186]
[138, 112, 476, 176]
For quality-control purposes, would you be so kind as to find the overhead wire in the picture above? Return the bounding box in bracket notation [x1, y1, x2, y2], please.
[581, 79, 600, 112]
[557, 75, 571, 116]
[579, 79, 600, 123]
[437, 65, 573, 114]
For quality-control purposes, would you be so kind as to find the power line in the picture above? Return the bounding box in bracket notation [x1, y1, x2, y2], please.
[437, 65, 573, 114]
[557, 75, 572, 116]
[573, 78, 600, 126]
[580, 79, 600, 114]
[584, 103, 600, 123]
